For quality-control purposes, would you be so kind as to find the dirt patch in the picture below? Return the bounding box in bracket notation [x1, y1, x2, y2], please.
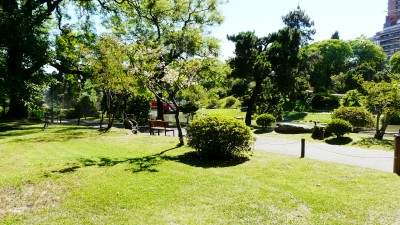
[0, 181, 63, 220]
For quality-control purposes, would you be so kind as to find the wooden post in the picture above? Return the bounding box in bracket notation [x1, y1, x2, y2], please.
[301, 138, 305, 158]
[394, 135, 400, 174]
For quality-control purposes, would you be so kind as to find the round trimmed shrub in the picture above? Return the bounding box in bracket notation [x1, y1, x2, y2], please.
[326, 119, 353, 138]
[332, 106, 374, 128]
[186, 115, 253, 159]
[256, 113, 276, 129]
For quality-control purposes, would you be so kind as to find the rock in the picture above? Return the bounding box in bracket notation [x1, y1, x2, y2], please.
[274, 123, 314, 134]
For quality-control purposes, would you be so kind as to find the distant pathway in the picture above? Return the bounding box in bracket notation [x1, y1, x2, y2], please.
[253, 136, 395, 173]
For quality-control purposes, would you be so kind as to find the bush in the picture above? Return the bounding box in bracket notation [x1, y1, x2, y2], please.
[326, 119, 353, 138]
[29, 108, 45, 119]
[125, 95, 151, 125]
[311, 93, 340, 110]
[186, 115, 253, 159]
[224, 96, 240, 108]
[256, 113, 276, 129]
[389, 112, 400, 125]
[332, 106, 374, 128]
[76, 95, 98, 118]
[342, 89, 362, 107]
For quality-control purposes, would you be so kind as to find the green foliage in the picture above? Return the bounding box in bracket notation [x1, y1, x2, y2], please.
[388, 111, 400, 125]
[282, 5, 316, 46]
[349, 36, 386, 71]
[228, 28, 301, 125]
[29, 108, 45, 119]
[305, 39, 353, 89]
[332, 107, 374, 128]
[311, 92, 340, 110]
[389, 51, 400, 74]
[326, 119, 353, 138]
[180, 102, 199, 115]
[217, 96, 241, 109]
[187, 115, 253, 159]
[125, 95, 151, 125]
[256, 113, 276, 129]
[224, 96, 238, 108]
[342, 89, 362, 107]
[76, 95, 98, 118]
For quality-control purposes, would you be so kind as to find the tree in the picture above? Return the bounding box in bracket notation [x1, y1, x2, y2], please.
[389, 51, 400, 74]
[282, 5, 316, 46]
[331, 31, 340, 39]
[0, 0, 135, 119]
[228, 27, 301, 126]
[227, 31, 271, 126]
[362, 81, 400, 140]
[115, 0, 223, 121]
[132, 43, 218, 145]
[349, 36, 386, 71]
[88, 34, 138, 130]
[0, 0, 55, 118]
[304, 39, 353, 90]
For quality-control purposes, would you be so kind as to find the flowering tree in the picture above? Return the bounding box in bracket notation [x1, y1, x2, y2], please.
[130, 43, 216, 145]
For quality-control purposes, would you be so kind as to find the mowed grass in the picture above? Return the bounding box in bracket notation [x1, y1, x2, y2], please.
[1, 122, 400, 224]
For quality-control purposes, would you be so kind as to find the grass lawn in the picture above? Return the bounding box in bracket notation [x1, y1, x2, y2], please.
[197, 108, 246, 118]
[1, 122, 400, 224]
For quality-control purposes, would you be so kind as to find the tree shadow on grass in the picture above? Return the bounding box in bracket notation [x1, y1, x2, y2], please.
[162, 151, 249, 168]
[51, 146, 249, 175]
[325, 137, 353, 145]
[0, 123, 42, 138]
[352, 137, 393, 150]
[283, 112, 307, 121]
[51, 146, 181, 174]
[253, 127, 274, 134]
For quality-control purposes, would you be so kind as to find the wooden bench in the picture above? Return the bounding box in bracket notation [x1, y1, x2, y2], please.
[148, 120, 175, 136]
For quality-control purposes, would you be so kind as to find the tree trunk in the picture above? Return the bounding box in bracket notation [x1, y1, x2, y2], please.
[6, 46, 28, 119]
[1, 98, 6, 117]
[7, 95, 28, 119]
[156, 94, 164, 120]
[100, 111, 104, 128]
[375, 112, 391, 140]
[245, 80, 262, 126]
[107, 114, 115, 130]
[174, 108, 184, 146]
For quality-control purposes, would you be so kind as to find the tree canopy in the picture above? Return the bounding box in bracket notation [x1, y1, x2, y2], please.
[282, 5, 316, 46]
[228, 27, 301, 125]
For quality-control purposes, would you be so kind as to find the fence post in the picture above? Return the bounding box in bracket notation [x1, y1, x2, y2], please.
[394, 135, 400, 174]
[301, 139, 305, 158]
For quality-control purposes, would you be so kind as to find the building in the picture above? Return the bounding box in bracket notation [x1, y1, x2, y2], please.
[372, 0, 400, 58]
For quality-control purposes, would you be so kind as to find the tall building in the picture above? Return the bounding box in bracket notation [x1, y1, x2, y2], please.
[372, 0, 400, 58]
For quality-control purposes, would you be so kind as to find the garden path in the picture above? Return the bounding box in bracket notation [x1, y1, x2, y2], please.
[253, 136, 395, 173]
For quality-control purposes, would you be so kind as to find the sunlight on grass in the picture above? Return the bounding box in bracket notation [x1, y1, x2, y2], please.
[1, 123, 400, 224]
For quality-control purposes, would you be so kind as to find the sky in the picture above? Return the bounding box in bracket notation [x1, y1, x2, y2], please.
[212, 0, 388, 60]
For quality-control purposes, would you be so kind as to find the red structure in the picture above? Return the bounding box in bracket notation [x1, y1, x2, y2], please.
[150, 100, 171, 112]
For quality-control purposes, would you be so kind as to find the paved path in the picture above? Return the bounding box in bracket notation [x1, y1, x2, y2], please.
[253, 136, 395, 173]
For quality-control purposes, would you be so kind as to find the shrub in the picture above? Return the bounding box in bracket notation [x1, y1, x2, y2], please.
[256, 113, 276, 129]
[125, 95, 151, 125]
[389, 112, 400, 125]
[342, 89, 362, 107]
[29, 108, 45, 119]
[224, 96, 240, 108]
[311, 93, 340, 110]
[325, 119, 353, 138]
[186, 115, 253, 159]
[332, 106, 374, 128]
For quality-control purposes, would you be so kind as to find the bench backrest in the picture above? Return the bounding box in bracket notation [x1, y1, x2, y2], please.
[148, 120, 169, 127]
